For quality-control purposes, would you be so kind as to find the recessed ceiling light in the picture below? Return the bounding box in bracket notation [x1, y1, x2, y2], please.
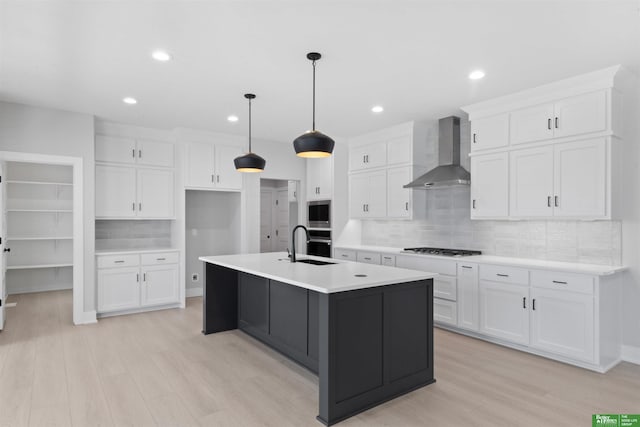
[469, 70, 485, 80]
[227, 115, 239, 122]
[371, 105, 384, 113]
[122, 97, 137, 105]
[152, 50, 171, 62]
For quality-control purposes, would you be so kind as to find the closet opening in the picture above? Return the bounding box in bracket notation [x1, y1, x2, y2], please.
[0, 153, 83, 331]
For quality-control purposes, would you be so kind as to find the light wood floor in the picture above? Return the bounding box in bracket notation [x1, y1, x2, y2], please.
[0, 290, 639, 427]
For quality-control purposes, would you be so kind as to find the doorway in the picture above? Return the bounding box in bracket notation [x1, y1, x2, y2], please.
[0, 152, 83, 330]
[260, 179, 299, 253]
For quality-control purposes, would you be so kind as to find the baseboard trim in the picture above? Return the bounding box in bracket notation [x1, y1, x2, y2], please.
[75, 310, 97, 325]
[622, 345, 640, 365]
[186, 287, 203, 298]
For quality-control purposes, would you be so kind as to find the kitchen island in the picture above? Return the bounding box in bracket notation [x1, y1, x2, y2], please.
[199, 252, 437, 426]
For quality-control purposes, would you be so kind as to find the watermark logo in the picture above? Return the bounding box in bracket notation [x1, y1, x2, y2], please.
[593, 414, 640, 427]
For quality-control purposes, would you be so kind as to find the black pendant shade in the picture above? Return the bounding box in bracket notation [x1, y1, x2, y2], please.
[234, 93, 266, 173]
[293, 52, 335, 158]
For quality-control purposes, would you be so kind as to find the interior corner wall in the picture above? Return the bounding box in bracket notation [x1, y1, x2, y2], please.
[0, 101, 95, 313]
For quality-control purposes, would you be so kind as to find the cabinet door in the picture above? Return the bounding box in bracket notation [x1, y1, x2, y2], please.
[470, 153, 509, 218]
[530, 288, 594, 362]
[457, 264, 479, 331]
[95, 135, 136, 164]
[95, 165, 137, 218]
[307, 157, 333, 200]
[141, 264, 179, 307]
[553, 139, 606, 217]
[288, 180, 298, 202]
[186, 142, 215, 188]
[97, 267, 140, 312]
[553, 91, 607, 139]
[367, 170, 387, 217]
[470, 114, 509, 152]
[433, 298, 457, 326]
[386, 166, 412, 218]
[349, 142, 386, 171]
[238, 273, 269, 335]
[386, 135, 412, 166]
[479, 281, 529, 345]
[510, 147, 554, 217]
[136, 139, 175, 168]
[137, 169, 175, 218]
[215, 145, 243, 190]
[510, 103, 554, 145]
[269, 280, 308, 356]
[349, 173, 369, 219]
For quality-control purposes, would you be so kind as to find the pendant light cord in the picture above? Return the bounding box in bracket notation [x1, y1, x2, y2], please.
[248, 97, 252, 152]
[312, 59, 316, 131]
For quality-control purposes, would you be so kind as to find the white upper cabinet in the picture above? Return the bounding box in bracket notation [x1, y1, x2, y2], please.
[96, 135, 175, 168]
[349, 141, 387, 171]
[307, 157, 333, 201]
[137, 169, 175, 218]
[96, 165, 137, 218]
[470, 152, 509, 219]
[185, 142, 242, 191]
[385, 135, 413, 166]
[386, 166, 413, 218]
[349, 170, 387, 219]
[510, 139, 607, 219]
[511, 91, 607, 146]
[470, 113, 509, 152]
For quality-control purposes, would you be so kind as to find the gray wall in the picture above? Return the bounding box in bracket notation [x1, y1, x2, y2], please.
[0, 101, 95, 313]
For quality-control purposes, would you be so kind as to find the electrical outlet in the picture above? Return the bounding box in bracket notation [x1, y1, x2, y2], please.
[191, 273, 199, 282]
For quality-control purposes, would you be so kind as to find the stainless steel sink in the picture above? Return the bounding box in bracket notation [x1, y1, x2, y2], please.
[296, 259, 336, 266]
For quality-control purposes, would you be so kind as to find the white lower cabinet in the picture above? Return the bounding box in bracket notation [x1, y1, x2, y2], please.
[530, 287, 594, 363]
[433, 299, 457, 326]
[479, 280, 530, 345]
[457, 263, 479, 331]
[97, 251, 180, 315]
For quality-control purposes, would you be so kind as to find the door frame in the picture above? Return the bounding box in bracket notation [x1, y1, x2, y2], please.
[0, 151, 84, 325]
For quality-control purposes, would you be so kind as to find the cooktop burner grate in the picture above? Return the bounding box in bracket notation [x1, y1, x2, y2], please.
[402, 247, 482, 257]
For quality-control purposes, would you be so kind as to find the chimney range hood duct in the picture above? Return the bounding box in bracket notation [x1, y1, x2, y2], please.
[403, 116, 470, 189]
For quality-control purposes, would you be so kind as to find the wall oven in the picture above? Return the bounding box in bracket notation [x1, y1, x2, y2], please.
[308, 200, 331, 228]
[307, 229, 332, 258]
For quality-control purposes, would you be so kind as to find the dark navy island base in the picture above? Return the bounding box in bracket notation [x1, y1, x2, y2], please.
[202, 262, 435, 426]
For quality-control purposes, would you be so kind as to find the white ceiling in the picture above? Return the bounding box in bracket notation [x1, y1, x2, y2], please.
[1, 1, 638, 143]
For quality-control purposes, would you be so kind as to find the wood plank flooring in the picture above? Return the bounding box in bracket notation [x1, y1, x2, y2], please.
[0, 290, 638, 426]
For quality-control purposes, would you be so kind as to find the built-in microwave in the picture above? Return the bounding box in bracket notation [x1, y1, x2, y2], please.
[308, 200, 331, 228]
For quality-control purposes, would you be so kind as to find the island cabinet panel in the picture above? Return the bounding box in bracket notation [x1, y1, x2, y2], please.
[308, 291, 320, 362]
[238, 273, 269, 336]
[270, 280, 309, 357]
[203, 263, 238, 333]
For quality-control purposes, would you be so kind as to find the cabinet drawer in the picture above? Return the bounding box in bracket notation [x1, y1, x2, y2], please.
[357, 252, 381, 265]
[395, 255, 457, 276]
[530, 270, 593, 295]
[141, 251, 179, 266]
[480, 264, 529, 285]
[381, 254, 396, 266]
[434, 275, 457, 301]
[334, 248, 356, 261]
[434, 298, 457, 326]
[97, 254, 140, 269]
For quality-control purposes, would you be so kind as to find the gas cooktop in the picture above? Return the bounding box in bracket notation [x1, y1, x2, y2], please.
[402, 247, 482, 257]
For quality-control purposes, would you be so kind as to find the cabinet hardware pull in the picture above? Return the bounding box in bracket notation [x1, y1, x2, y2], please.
[532, 299, 536, 310]
[363, 155, 366, 163]
[384, 256, 391, 260]
[497, 273, 509, 277]
[139, 202, 142, 211]
[364, 257, 371, 260]
[217, 175, 220, 183]
[211, 174, 214, 183]
[472, 199, 476, 209]
[342, 254, 348, 257]
[156, 258, 166, 261]
[547, 118, 551, 130]
[137, 273, 139, 282]
[114, 260, 125, 263]
[554, 195, 559, 207]
[132, 149, 135, 158]
[523, 297, 526, 309]
[552, 280, 568, 284]
[473, 133, 477, 143]
[547, 196, 551, 207]
[461, 265, 472, 269]
[133, 202, 135, 211]
[405, 202, 409, 211]
[555, 117, 559, 129]
[139, 149, 142, 158]
[143, 273, 146, 281]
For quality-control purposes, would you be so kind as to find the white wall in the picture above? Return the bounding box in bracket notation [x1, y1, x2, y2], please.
[0, 101, 95, 314]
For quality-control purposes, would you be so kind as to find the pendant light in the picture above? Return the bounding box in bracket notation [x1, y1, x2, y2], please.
[234, 93, 266, 172]
[293, 52, 335, 158]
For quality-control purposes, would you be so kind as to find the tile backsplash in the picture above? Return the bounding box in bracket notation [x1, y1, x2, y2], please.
[361, 186, 622, 266]
[96, 220, 172, 251]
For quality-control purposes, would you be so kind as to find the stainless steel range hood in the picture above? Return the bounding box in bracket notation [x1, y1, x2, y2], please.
[403, 116, 470, 189]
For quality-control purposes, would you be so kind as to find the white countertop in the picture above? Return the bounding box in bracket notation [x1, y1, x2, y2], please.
[199, 252, 437, 294]
[335, 244, 625, 276]
[96, 248, 179, 256]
